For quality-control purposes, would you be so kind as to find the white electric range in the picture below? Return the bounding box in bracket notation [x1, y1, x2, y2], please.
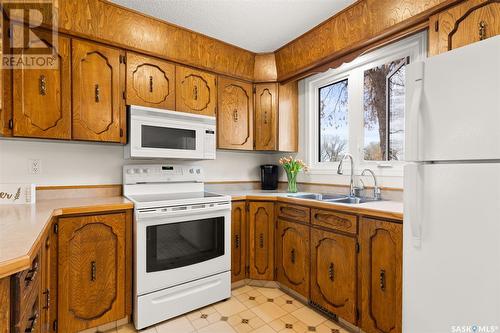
[123, 164, 231, 330]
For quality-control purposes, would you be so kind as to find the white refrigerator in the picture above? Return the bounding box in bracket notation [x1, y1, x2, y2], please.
[403, 36, 500, 333]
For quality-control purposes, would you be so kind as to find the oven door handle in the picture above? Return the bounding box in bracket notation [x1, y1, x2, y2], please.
[137, 202, 231, 219]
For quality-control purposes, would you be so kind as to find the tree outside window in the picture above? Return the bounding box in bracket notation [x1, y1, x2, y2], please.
[363, 57, 408, 161]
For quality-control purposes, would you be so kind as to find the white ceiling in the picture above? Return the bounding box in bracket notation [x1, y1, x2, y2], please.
[109, 0, 356, 53]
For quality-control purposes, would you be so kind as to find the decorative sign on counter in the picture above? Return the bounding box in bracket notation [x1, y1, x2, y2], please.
[0, 184, 35, 204]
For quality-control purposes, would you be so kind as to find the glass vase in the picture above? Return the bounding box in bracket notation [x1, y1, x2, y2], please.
[286, 170, 298, 193]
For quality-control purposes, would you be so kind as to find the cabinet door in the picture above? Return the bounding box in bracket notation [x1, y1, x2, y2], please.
[58, 213, 127, 332]
[176, 65, 216, 116]
[429, 0, 500, 56]
[72, 40, 125, 143]
[0, 277, 9, 333]
[310, 228, 357, 324]
[248, 202, 275, 280]
[126, 52, 175, 109]
[254, 83, 278, 150]
[13, 31, 71, 139]
[217, 77, 253, 150]
[360, 218, 402, 333]
[278, 81, 298, 152]
[40, 229, 56, 333]
[231, 202, 247, 282]
[276, 219, 309, 298]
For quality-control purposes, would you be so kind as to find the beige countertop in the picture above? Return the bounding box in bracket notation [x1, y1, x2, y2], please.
[214, 190, 403, 221]
[0, 196, 133, 278]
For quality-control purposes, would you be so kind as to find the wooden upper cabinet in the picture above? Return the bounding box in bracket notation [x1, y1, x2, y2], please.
[429, 0, 500, 56]
[58, 213, 127, 332]
[231, 201, 248, 282]
[278, 81, 298, 152]
[12, 31, 71, 139]
[217, 77, 254, 150]
[254, 83, 278, 150]
[126, 52, 175, 109]
[310, 228, 357, 325]
[72, 40, 125, 143]
[360, 218, 402, 333]
[176, 66, 217, 116]
[248, 202, 275, 280]
[276, 219, 310, 298]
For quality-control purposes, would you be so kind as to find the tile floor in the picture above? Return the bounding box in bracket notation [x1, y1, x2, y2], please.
[109, 285, 350, 333]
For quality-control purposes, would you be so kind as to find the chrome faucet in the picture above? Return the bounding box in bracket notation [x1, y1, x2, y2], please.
[360, 168, 382, 200]
[337, 153, 356, 197]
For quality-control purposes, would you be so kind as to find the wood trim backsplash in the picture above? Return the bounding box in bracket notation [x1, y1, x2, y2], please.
[36, 184, 122, 201]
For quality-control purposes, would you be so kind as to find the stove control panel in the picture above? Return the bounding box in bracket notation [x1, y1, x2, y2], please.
[123, 164, 203, 184]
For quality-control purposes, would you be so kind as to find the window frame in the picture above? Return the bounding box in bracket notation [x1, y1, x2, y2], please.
[304, 32, 427, 176]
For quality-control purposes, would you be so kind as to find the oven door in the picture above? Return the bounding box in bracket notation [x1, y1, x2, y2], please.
[129, 115, 209, 159]
[135, 203, 231, 295]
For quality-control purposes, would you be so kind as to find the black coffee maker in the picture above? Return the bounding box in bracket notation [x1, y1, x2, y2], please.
[260, 165, 278, 190]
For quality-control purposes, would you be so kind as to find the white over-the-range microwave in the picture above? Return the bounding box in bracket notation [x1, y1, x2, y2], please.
[125, 105, 216, 160]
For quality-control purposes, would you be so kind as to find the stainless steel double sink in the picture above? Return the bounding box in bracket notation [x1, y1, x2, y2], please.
[287, 193, 381, 204]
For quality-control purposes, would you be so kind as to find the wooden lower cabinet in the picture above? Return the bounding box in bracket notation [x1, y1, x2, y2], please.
[276, 219, 309, 298]
[231, 202, 247, 282]
[248, 202, 275, 280]
[57, 212, 131, 332]
[310, 227, 357, 325]
[359, 218, 402, 333]
[0, 278, 10, 333]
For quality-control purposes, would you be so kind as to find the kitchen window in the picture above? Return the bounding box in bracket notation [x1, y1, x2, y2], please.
[304, 32, 426, 175]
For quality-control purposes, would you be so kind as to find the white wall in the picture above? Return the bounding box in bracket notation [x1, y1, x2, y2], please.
[0, 138, 277, 186]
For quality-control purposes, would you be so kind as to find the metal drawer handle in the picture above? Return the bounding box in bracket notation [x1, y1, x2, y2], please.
[91, 261, 96, 281]
[24, 263, 38, 286]
[235, 234, 240, 249]
[290, 248, 296, 264]
[233, 109, 239, 122]
[42, 289, 50, 310]
[193, 86, 198, 100]
[479, 21, 487, 40]
[259, 233, 264, 248]
[149, 75, 153, 92]
[95, 84, 100, 103]
[39, 75, 46, 96]
[25, 311, 38, 332]
[380, 269, 386, 291]
[328, 262, 334, 281]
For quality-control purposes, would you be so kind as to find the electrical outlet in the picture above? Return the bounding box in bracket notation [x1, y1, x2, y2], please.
[29, 159, 41, 175]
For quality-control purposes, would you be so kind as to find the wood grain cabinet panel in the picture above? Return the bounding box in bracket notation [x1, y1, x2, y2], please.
[278, 81, 298, 152]
[429, 0, 500, 56]
[311, 209, 358, 235]
[276, 219, 310, 298]
[176, 66, 217, 116]
[248, 202, 275, 280]
[0, 277, 10, 333]
[72, 40, 125, 143]
[12, 31, 71, 139]
[58, 213, 127, 332]
[276, 204, 310, 224]
[231, 202, 247, 282]
[310, 228, 357, 325]
[359, 218, 402, 333]
[254, 83, 278, 150]
[217, 77, 254, 150]
[126, 52, 175, 109]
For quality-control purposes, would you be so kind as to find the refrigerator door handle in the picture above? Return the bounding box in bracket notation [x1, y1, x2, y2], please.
[404, 163, 422, 248]
[406, 62, 424, 162]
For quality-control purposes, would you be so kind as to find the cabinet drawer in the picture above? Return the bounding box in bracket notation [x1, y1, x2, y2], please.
[311, 209, 357, 234]
[277, 204, 310, 223]
[14, 293, 39, 333]
[12, 252, 40, 320]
